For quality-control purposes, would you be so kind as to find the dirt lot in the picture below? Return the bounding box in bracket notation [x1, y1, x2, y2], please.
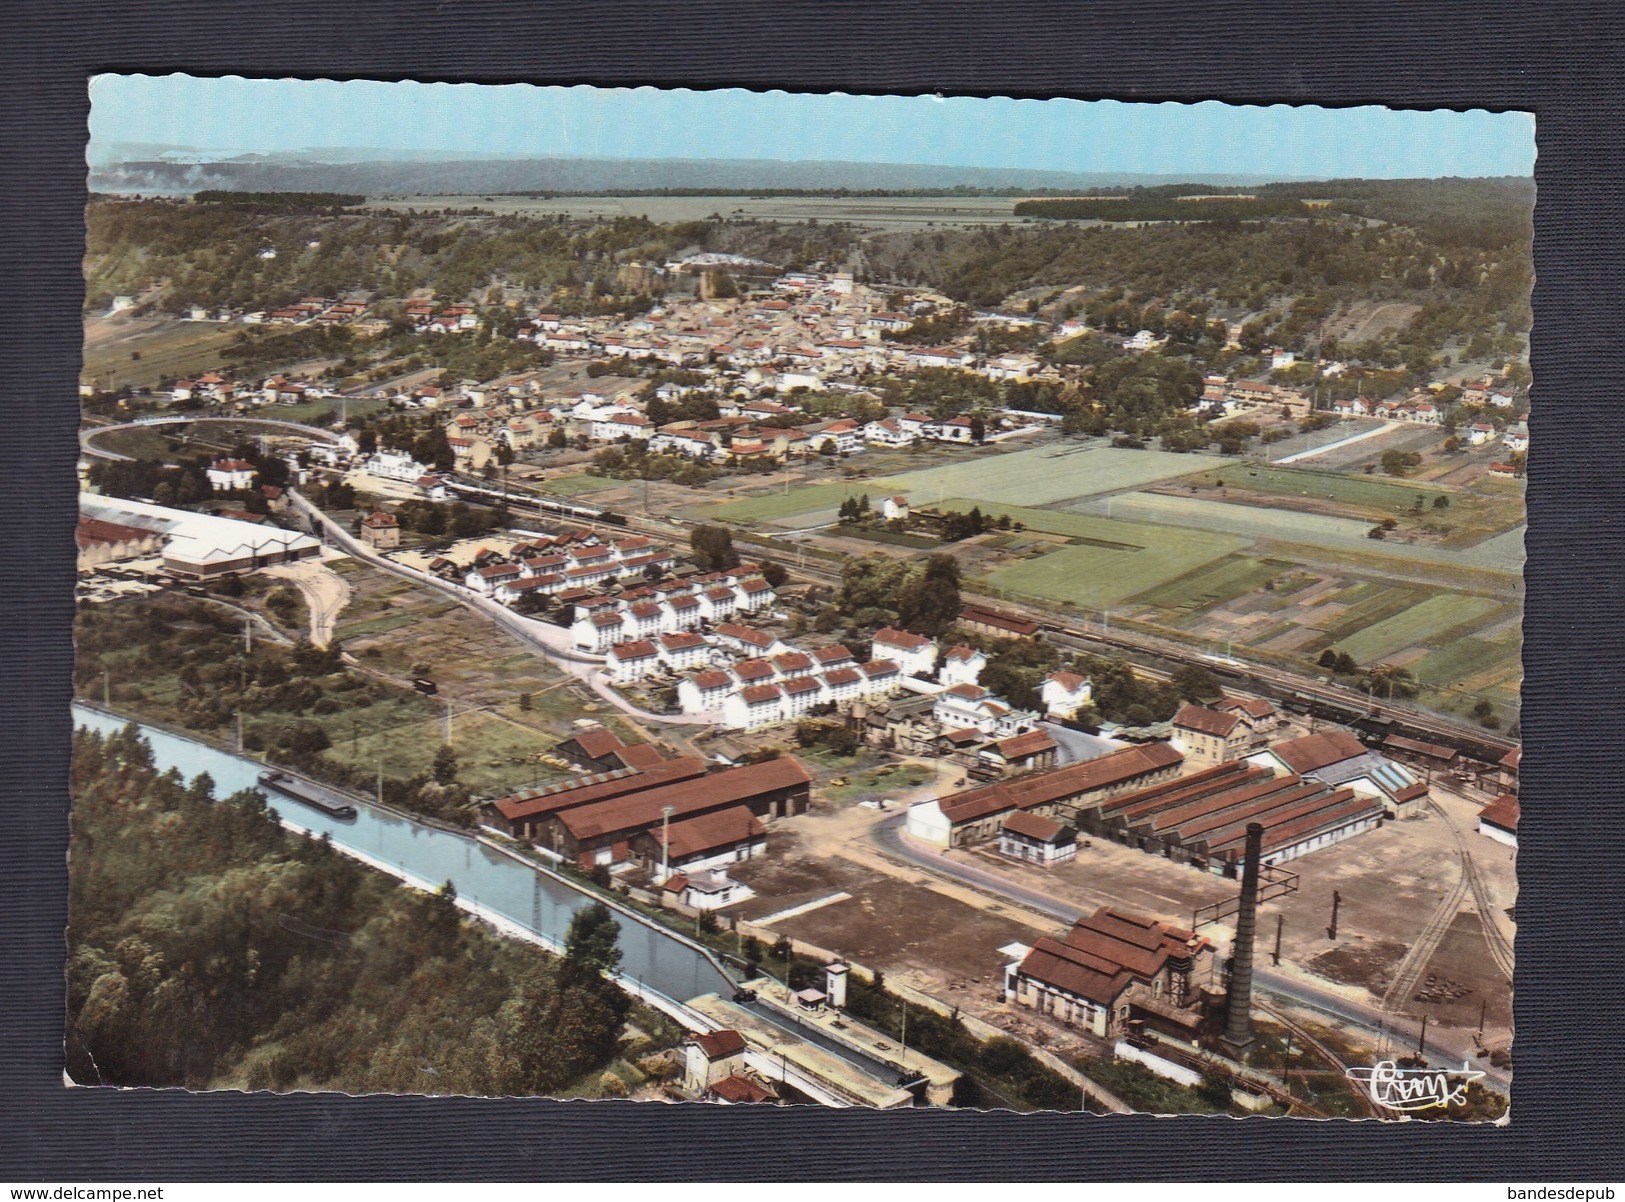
[729, 825, 1039, 985]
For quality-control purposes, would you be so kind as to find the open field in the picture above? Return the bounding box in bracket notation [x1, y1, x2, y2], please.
[1205, 462, 1450, 510]
[1128, 554, 1296, 612]
[83, 320, 241, 392]
[1331, 594, 1502, 665]
[694, 443, 1213, 526]
[1175, 462, 1525, 547]
[976, 507, 1246, 609]
[533, 473, 625, 497]
[365, 193, 1032, 231]
[1085, 491, 1526, 573]
[323, 707, 562, 795]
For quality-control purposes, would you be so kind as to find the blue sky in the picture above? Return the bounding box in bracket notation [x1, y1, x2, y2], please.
[90, 75, 1535, 179]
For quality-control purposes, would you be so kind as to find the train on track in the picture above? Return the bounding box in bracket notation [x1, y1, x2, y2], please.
[443, 480, 629, 527]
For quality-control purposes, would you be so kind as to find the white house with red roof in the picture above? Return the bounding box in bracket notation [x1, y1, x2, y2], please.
[205, 458, 256, 492]
[606, 639, 662, 684]
[872, 626, 938, 678]
[933, 682, 1040, 739]
[1041, 670, 1094, 719]
[863, 418, 916, 448]
[939, 645, 988, 688]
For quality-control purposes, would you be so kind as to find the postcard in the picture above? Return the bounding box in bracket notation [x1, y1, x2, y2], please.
[71, 77, 1528, 1119]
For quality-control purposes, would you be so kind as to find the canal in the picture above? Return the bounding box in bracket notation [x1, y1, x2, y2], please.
[72, 703, 735, 1007]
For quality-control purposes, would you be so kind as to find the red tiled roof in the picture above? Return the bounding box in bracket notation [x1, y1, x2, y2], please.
[874, 626, 932, 651]
[561, 728, 627, 760]
[651, 805, 765, 860]
[609, 743, 668, 770]
[610, 639, 659, 661]
[1046, 670, 1090, 693]
[1002, 810, 1068, 842]
[1479, 793, 1519, 833]
[740, 684, 782, 705]
[709, 1075, 773, 1104]
[994, 730, 1057, 760]
[940, 742, 1184, 825]
[692, 1029, 747, 1060]
[1267, 730, 1367, 774]
[76, 515, 158, 550]
[1173, 704, 1241, 738]
[659, 632, 708, 652]
[716, 623, 773, 647]
[559, 756, 811, 842]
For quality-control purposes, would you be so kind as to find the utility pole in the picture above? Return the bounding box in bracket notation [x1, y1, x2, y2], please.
[899, 999, 909, 1070]
[1272, 914, 1284, 967]
[1417, 1014, 1429, 1059]
[1478, 999, 1487, 1036]
[376, 758, 384, 807]
[102, 670, 110, 708]
[660, 804, 675, 883]
[1327, 890, 1342, 940]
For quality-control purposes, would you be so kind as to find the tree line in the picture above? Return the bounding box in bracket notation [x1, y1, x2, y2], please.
[68, 724, 658, 1095]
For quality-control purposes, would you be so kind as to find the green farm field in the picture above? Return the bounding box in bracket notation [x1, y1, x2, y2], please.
[1186, 463, 1525, 546]
[694, 444, 1213, 525]
[1205, 463, 1451, 510]
[1330, 594, 1504, 665]
[1130, 555, 1297, 612]
[973, 504, 1247, 609]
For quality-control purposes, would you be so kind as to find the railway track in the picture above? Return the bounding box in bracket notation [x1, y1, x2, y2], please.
[1429, 798, 1516, 982]
[1380, 847, 1471, 1022]
[1254, 998, 1394, 1119]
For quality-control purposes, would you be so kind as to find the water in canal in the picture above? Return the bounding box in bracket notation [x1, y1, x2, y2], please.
[72, 704, 735, 1007]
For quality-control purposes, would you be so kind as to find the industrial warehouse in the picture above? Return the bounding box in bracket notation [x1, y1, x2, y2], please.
[1080, 759, 1385, 872]
[78, 492, 320, 579]
[908, 717, 1422, 874]
[480, 741, 813, 873]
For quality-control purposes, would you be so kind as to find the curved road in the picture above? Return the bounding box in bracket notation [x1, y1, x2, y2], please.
[868, 813, 1510, 1097]
[285, 489, 715, 728]
[81, 414, 352, 462]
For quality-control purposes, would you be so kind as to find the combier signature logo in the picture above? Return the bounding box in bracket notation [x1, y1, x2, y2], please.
[1344, 1060, 1486, 1111]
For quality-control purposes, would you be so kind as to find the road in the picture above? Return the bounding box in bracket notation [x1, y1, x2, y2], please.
[80, 414, 352, 462]
[867, 813, 1511, 1097]
[285, 489, 715, 728]
[1041, 721, 1124, 766]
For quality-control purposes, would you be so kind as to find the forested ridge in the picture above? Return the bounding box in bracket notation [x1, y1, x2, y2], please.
[68, 725, 664, 1095]
[86, 177, 1531, 322]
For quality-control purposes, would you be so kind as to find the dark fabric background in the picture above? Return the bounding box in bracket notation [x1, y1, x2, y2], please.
[4, 0, 1620, 1181]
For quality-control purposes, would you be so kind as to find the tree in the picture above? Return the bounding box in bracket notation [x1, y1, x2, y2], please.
[689, 524, 739, 572]
[1171, 664, 1222, 702]
[758, 559, 790, 589]
[432, 743, 459, 786]
[896, 554, 962, 637]
[1359, 664, 1418, 700]
[562, 903, 623, 981]
[1433, 494, 1451, 510]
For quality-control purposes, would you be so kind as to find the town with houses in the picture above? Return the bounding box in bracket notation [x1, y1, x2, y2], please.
[73, 156, 1527, 1118]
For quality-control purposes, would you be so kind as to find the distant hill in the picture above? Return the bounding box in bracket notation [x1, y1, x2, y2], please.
[88, 149, 1308, 197]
